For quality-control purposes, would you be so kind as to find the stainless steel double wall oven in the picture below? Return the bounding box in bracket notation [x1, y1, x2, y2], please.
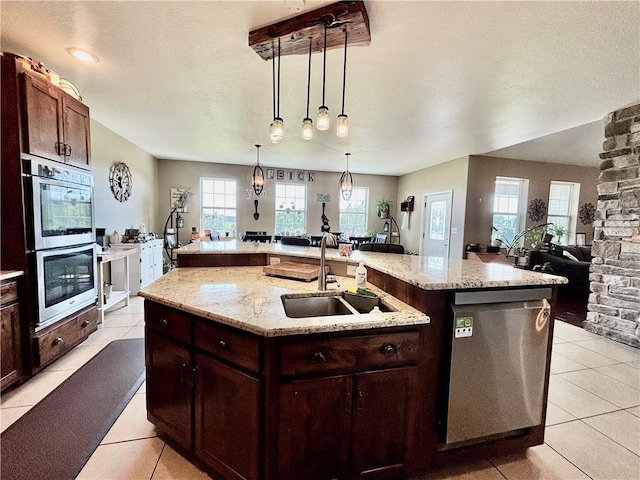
[24, 155, 97, 330]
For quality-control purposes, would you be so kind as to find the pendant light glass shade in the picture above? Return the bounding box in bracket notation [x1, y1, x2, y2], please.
[336, 114, 348, 137]
[301, 118, 314, 140]
[252, 145, 265, 196]
[270, 118, 284, 143]
[317, 106, 330, 131]
[339, 153, 353, 200]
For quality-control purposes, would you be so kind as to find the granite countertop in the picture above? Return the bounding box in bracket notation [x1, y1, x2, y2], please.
[139, 266, 430, 337]
[176, 240, 567, 290]
[0, 270, 24, 282]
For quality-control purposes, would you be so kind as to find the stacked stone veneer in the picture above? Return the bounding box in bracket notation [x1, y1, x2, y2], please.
[584, 102, 640, 348]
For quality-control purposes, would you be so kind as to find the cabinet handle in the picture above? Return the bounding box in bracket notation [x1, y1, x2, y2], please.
[356, 388, 364, 412]
[312, 351, 327, 363]
[345, 389, 352, 413]
[159, 318, 168, 328]
[64, 144, 72, 157]
[179, 362, 188, 386]
[53, 337, 64, 346]
[81, 320, 90, 327]
[380, 343, 398, 355]
[56, 142, 65, 155]
[217, 339, 229, 351]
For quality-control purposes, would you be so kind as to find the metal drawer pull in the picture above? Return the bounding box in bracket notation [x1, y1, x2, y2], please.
[81, 320, 90, 327]
[312, 351, 327, 363]
[159, 318, 168, 328]
[218, 339, 229, 351]
[53, 337, 64, 346]
[380, 343, 398, 355]
[345, 389, 352, 413]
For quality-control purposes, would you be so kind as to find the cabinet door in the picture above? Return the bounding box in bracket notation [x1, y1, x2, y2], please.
[194, 353, 260, 480]
[145, 329, 192, 449]
[1, 303, 20, 390]
[139, 245, 153, 288]
[62, 95, 91, 168]
[152, 240, 164, 280]
[21, 73, 64, 161]
[278, 375, 352, 480]
[350, 367, 418, 480]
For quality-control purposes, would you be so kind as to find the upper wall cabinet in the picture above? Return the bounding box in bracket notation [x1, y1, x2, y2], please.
[21, 71, 91, 169]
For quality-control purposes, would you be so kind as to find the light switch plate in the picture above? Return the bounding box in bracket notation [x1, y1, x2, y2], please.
[270, 257, 281, 265]
[347, 265, 357, 276]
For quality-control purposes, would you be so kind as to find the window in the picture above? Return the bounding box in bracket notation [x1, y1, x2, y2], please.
[200, 178, 237, 235]
[275, 183, 306, 235]
[339, 187, 368, 236]
[492, 177, 528, 245]
[547, 181, 580, 244]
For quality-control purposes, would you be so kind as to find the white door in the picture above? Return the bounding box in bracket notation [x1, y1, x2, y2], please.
[421, 191, 452, 257]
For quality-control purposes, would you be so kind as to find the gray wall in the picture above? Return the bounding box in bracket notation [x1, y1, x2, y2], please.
[155, 158, 397, 247]
[464, 155, 600, 249]
[91, 119, 159, 236]
[397, 156, 470, 257]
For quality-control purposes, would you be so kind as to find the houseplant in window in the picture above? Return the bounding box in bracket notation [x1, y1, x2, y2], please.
[375, 198, 390, 218]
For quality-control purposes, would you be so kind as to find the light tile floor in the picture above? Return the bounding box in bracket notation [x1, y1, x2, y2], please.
[1, 297, 638, 479]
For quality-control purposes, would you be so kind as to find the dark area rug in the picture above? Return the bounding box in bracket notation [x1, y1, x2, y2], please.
[1, 338, 145, 480]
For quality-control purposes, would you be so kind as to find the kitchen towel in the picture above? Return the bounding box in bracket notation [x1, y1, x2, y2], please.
[401, 211, 409, 230]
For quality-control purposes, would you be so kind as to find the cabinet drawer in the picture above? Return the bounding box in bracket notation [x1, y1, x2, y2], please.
[145, 301, 191, 344]
[194, 320, 260, 372]
[280, 331, 421, 376]
[0, 281, 18, 306]
[35, 307, 98, 367]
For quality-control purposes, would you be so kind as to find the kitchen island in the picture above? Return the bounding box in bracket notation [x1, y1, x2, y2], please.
[140, 241, 566, 479]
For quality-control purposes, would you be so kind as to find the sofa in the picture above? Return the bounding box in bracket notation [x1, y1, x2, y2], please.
[529, 245, 592, 299]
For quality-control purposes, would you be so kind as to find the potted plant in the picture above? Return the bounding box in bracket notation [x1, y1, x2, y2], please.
[549, 224, 567, 244]
[375, 198, 390, 218]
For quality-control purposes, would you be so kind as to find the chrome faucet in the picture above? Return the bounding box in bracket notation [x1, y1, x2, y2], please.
[318, 233, 337, 290]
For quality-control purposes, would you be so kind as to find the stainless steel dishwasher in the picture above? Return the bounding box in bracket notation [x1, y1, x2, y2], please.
[444, 288, 552, 447]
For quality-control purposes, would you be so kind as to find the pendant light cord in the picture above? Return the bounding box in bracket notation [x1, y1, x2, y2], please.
[341, 28, 348, 115]
[321, 24, 327, 106]
[277, 38, 281, 118]
[306, 39, 312, 118]
[272, 42, 276, 119]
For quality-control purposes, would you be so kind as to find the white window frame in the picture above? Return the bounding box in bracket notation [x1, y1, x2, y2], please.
[200, 178, 237, 236]
[339, 187, 368, 237]
[274, 183, 307, 235]
[491, 176, 529, 245]
[547, 181, 580, 245]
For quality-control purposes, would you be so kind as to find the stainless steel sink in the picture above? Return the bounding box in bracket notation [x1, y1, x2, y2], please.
[281, 294, 355, 318]
[281, 292, 395, 318]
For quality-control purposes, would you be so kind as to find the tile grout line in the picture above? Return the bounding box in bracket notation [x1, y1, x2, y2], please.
[543, 439, 594, 480]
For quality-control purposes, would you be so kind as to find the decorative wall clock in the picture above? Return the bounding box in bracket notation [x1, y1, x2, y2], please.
[527, 198, 547, 222]
[109, 162, 132, 202]
[579, 202, 596, 225]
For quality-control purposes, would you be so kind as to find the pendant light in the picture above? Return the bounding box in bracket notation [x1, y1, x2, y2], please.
[269, 40, 284, 143]
[316, 24, 330, 131]
[336, 28, 349, 138]
[252, 145, 265, 196]
[339, 152, 353, 200]
[301, 38, 314, 140]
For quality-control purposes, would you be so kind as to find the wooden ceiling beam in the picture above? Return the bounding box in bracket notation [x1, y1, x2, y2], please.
[248, 1, 370, 61]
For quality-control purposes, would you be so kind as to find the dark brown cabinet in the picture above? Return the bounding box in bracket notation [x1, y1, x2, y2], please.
[194, 352, 260, 480]
[21, 70, 91, 169]
[1, 279, 22, 390]
[145, 329, 193, 450]
[145, 299, 425, 480]
[278, 367, 417, 480]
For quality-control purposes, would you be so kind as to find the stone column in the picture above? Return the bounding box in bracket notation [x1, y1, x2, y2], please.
[584, 102, 640, 347]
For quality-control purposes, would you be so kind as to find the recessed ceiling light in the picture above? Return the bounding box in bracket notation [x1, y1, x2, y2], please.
[66, 47, 99, 63]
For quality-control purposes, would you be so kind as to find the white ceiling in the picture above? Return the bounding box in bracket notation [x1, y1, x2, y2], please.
[1, 1, 638, 175]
